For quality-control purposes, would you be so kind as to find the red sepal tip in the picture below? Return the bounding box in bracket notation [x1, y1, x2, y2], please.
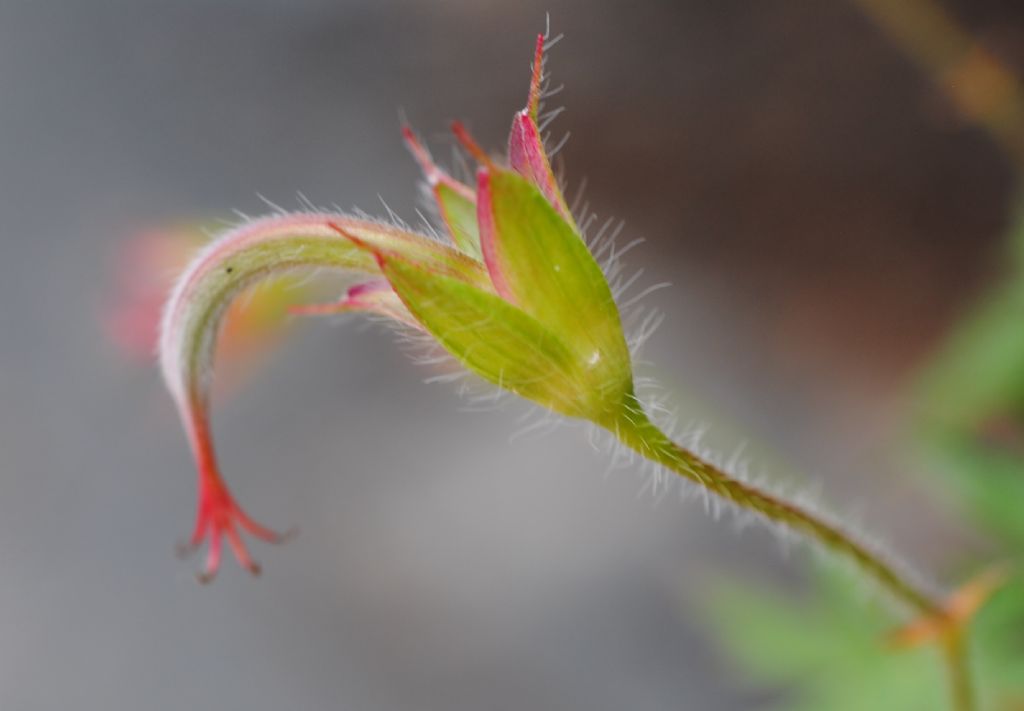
[528, 33, 545, 119]
[450, 121, 494, 169]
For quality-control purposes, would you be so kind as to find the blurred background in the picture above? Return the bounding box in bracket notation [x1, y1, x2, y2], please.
[3, 0, 1023, 709]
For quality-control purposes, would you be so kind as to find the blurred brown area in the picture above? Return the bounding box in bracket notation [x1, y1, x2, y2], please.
[2, 1, 1022, 709]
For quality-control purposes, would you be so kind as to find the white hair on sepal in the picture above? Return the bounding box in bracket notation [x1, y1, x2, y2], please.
[376, 195, 415, 233]
[459, 383, 514, 413]
[577, 212, 599, 241]
[400, 348, 520, 415]
[602, 237, 646, 281]
[256, 193, 290, 216]
[392, 127, 468, 246]
[414, 181, 440, 219]
[529, 24, 577, 203]
[508, 406, 564, 443]
[568, 176, 589, 220]
[622, 312, 669, 360]
[536, 16, 563, 103]
[575, 199, 593, 231]
[413, 208, 446, 243]
[294, 191, 318, 213]
[620, 280, 672, 311]
[448, 142, 474, 187]
[545, 131, 572, 160]
[541, 81, 565, 104]
[403, 136, 452, 235]
[385, 318, 515, 414]
[205, 212, 256, 240]
[334, 308, 418, 340]
[585, 421, 605, 453]
[611, 266, 645, 300]
[421, 369, 468, 386]
[537, 106, 567, 135]
[572, 204, 673, 363]
[233, 192, 331, 220]
[584, 218, 624, 260]
[341, 204, 413, 235]
[410, 350, 453, 367]
[533, 65, 563, 127]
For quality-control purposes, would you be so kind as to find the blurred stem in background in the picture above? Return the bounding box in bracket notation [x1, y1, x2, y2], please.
[708, 2, 1024, 709]
[851, 0, 1024, 566]
[852, 0, 1024, 172]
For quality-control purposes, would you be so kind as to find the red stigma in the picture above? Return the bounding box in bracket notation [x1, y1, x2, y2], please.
[178, 424, 292, 582]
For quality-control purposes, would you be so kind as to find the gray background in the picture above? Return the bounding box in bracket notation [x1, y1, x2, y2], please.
[1, 1, 1018, 709]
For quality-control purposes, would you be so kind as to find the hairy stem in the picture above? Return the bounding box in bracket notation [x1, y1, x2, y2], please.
[611, 405, 979, 709]
[612, 406, 941, 612]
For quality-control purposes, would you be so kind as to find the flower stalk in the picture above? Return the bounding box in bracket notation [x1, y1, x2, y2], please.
[613, 405, 983, 711]
[611, 404, 941, 615]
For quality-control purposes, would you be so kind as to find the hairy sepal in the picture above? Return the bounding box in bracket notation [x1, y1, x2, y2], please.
[402, 125, 482, 259]
[434, 181, 481, 259]
[477, 168, 633, 418]
[506, 33, 576, 227]
[378, 256, 593, 418]
[507, 111, 575, 225]
[289, 278, 421, 329]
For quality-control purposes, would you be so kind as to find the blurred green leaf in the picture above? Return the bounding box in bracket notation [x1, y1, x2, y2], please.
[917, 275, 1024, 432]
[917, 196, 1024, 424]
[912, 196, 1024, 548]
[973, 577, 1024, 701]
[921, 436, 1024, 549]
[706, 568, 947, 711]
[705, 566, 1024, 710]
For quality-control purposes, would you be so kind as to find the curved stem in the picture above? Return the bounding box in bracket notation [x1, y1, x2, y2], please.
[159, 212, 491, 578]
[612, 406, 977, 709]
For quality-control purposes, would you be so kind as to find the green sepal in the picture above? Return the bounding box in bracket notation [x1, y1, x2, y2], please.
[343, 220, 491, 291]
[482, 168, 632, 411]
[379, 256, 592, 418]
[435, 182, 482, 260]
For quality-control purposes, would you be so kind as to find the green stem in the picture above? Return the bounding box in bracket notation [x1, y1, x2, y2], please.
[611, 406, 978, 710]
[613, 407, 939, 613]
[944, 632, 973, 711]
